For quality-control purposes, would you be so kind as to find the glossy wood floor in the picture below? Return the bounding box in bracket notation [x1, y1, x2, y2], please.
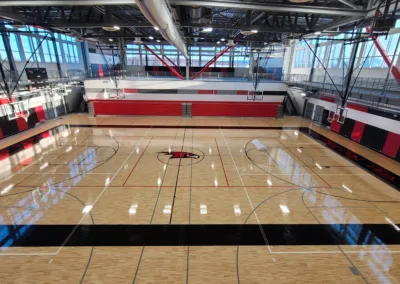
[0, 114, 399, 283]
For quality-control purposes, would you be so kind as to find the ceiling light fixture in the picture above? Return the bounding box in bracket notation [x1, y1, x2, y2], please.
[149, 36, 154, 40]
[113, 26, 120, 31]
[154, 26, 159, 31]
[108, 38, 113, 42]
[156, 39, 160, 43]
[221, 38, 225, 41]
[203, 27, 213, 32]
[217, 41, 221, 44]
[314, 31, 321, 35]
[251, 29, 258, 33]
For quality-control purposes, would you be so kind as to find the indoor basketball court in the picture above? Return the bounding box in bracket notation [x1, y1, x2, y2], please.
[0, 0, 400, 283]
[0, 114, 398, 283]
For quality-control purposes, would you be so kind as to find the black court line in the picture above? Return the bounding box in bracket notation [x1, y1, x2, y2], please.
[0, 224, 399, 247]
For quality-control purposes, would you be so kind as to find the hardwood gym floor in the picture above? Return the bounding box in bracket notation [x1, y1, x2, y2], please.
[0, 114, 399, 283]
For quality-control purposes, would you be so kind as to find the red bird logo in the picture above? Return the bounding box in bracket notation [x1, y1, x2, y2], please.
[159, 151, 200, 159]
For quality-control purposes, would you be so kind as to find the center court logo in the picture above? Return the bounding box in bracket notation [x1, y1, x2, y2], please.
[158, 151, 200, 159]
[157, 149, 204, 166]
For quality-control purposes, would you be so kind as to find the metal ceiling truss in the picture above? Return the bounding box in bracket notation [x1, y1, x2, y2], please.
[0, 0, 396, 47]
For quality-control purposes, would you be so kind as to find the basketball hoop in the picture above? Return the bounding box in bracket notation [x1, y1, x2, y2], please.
[327, 105, 347, 124]
[17, 111, 30, 123]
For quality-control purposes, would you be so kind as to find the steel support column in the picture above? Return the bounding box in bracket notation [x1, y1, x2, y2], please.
[366, 27, 400, 82]
[0, 25, 18, 83]
[143, 44, 184, 80]
[50, 32, 63, 79]
[191, 46, 232, 80]
[308, 39, 319, 82]
[342, 36, 360, 106]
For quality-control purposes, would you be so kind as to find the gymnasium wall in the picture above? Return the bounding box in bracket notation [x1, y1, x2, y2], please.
[0, 92, 67, 139]
[306, 97, 400, 161]
[85, 80, 287, 117]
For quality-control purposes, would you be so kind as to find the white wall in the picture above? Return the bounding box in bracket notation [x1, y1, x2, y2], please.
[84, 80, 287, 103]
[307, 97, 400, 134]
[84, 79, 288, 91]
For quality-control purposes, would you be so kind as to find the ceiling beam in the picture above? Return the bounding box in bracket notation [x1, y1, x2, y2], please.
[181, 23, 307, 34]
[172, 0, 368, 17]
[0, 0, 135, 6]
[23, 22, 152, 28]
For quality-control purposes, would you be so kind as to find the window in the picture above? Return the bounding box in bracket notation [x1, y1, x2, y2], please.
[315, 46, 326, 68]
[55, 42, 63, 63]
[9, 34, 22, 61]
[42, 40, 57, 62]
[327, 43, 342, 68]
[0, 38, 8, 61]
[63, 43, 79, 63]
[233, 56, 249, 68]
[20, 35, 42, 62]
[0, 33, 21, 61]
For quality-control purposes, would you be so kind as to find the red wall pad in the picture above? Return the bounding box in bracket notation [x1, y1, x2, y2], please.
[16, 117, 28, 131]
[35, 106, 46, 122]
[93, 101, 182, 116]
[330, 115, 341, 133]
[382, 132, 400, 159]
[351, 121, 366, 142]
[192, 102, 279, 117]
[0, 128, 3, 139]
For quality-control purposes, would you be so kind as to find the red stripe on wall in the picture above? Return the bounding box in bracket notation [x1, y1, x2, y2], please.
[0, 128, 3, 139]
[93, 101, 182, 116]
[0, 98, 9, 105]
[321, 96, 335, 103]
[92, 100, 281, 117]
[382, 132, 400, 158]
[351, 121, 366, 142]
[197, 90, 217, 95]
[124, 89, 139, 94]
[236, 90, 248, 95]
[347, 103, 368, 112]
[35, 106, 46, 122]
[16, 117, 28, 131]
[192, 102, 279, 117]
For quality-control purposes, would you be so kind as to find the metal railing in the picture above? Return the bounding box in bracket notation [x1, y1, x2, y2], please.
[0, 69, 89, 88]
[284, 74, 400, 93]
[90, 70, 284, 82]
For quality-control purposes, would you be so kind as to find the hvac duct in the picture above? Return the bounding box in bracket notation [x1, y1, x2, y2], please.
[135, 0, 188, 58]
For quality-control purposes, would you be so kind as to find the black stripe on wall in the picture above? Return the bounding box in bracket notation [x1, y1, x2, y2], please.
[360, 124, 389, 152]
[0, 116, 19, 137]
[339, 117, 355, 138]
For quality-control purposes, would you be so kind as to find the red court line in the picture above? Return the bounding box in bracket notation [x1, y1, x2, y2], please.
[122, 137, 153, 186]
[215, 137, 230, 186]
